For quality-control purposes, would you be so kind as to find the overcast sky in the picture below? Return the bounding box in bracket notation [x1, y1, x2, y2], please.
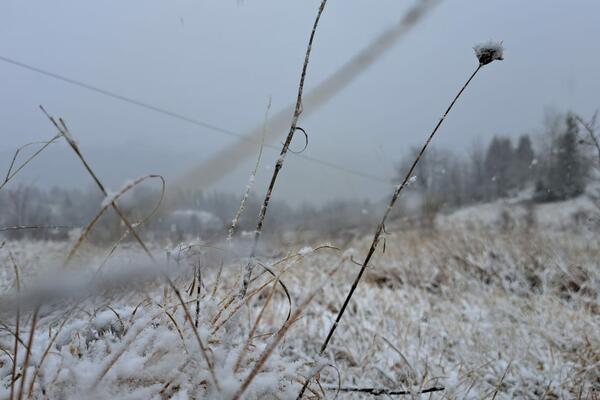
[1, 1, 599, 204]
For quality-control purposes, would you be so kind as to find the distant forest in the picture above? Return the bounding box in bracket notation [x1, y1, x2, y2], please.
[1, 111, 597, 242]
[398, 111, 592, 209]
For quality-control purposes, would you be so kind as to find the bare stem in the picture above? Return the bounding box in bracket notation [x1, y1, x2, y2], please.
[319, 64, 482, 354]
[240, 0, 329, 297]
[16, 306, 38, 400]
[228, 98, 271, 242]
[323, 386, 445, 396]
[9, 254, 20, 400]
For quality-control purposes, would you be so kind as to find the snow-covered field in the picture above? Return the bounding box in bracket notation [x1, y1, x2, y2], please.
[1, 210, 599, 399]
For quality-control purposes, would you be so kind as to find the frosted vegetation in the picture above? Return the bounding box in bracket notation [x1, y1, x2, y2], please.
[1, 216, 599, 398]
[1, 3, 599, 399]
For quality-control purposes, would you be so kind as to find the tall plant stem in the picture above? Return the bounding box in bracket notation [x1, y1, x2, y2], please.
[240, 0, 328, 297]
[319, 64, 483, 353]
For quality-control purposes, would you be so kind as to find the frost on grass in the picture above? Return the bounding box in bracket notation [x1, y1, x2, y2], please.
[474, 40, 504, 65]
[100, 190, 117, 208]
[1, 218, 599, 399]
[0, 245, 309, 399]
[298, 246, 313, 256]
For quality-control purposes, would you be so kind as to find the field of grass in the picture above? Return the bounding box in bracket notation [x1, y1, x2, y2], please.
[1, 1, 599, 398]
[1, 217, 598, 399]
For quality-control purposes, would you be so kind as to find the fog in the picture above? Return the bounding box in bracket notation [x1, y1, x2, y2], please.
[1, 0, 600, 204]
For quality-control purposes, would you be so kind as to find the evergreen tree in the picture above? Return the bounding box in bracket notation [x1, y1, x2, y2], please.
[536, 114, 588, 201]
[468, 142, 487, 201]
[484, 136, 515, 198]
[515, 134, 535, 185]
[550, 115, 587, 199]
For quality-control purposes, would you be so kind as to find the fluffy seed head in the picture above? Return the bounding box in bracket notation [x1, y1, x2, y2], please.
[473, 41, 504, 65]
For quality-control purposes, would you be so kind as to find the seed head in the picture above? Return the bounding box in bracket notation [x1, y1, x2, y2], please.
[473, 41, 504, 66]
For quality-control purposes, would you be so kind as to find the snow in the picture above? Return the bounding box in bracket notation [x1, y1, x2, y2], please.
[100, 179, 138, 208]
[443, 189, 599, 230]
[100, 190, 117, 208]
[1, 200, 599, 398]
[473, 40, 504, 65]
[298, 246, 313, 256]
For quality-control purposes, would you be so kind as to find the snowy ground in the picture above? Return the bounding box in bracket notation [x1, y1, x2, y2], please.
[1, 208, 599, 399]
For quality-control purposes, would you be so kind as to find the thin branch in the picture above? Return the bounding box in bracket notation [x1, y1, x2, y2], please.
[9, 253, 21, 400]
[240, 0, 329, 297]
[318, 63, 483, 356]
[324, 385, 445, 396]
[296, 48, 501, 398]
[228, 97, 271, 242]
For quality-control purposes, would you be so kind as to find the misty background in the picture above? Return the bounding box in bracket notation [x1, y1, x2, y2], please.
[1, 0, 600, 206]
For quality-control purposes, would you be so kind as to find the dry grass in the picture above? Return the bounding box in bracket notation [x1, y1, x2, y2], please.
[0, 3, 597, 398]
[241, 0, 329, 298]
[0, 222, 598, 398]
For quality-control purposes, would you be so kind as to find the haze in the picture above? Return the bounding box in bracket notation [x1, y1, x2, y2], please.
[1, 0, 599, 204]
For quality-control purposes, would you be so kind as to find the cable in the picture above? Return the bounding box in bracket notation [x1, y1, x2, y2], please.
[0, 55, 393, 184]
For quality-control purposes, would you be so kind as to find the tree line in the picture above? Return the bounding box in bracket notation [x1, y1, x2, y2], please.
[397, 111, 592, 212]
[1, 111, 596, 242]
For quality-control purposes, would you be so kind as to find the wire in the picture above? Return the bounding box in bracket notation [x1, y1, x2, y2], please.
[0, 55, 393, 184]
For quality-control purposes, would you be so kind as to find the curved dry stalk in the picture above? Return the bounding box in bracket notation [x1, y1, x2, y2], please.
[214, 263, 283, 320]
[211, 279, 275, 335]
[217, 244, 338, 312]
[0, 135, 60, 192]
[234, 272, 282, 372]
[94, 178, 166, 273]
[212, 255, 300, 334]
[40, 106, 156, 263]
[255, 263, 293, 326]
[300, 362, 341, 400]
[292, 377, 322, 398]
[231, 263, 341, 400]
[216, 245, 335, 327]
[64, 174, 165, 266]
[240, 0, 329, 297]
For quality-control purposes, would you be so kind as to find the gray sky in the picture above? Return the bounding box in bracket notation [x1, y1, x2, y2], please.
[1, 0, 600, 204]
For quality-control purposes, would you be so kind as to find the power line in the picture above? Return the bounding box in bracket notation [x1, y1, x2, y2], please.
[0, 55, 244, 140]
[0, 55, 393, 184]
